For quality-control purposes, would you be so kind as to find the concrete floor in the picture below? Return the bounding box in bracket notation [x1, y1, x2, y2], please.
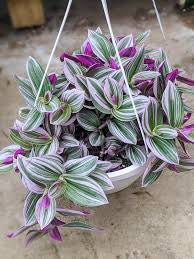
[0, 0, 194, 258]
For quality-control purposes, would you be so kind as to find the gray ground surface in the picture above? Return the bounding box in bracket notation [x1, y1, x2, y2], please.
[0, 0, 194, 258]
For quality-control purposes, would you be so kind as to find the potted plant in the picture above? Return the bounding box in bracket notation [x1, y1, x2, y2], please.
[1, 28, 194, 244]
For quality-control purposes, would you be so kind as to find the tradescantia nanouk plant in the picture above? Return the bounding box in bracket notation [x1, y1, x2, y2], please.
[1, 27, 194, 245]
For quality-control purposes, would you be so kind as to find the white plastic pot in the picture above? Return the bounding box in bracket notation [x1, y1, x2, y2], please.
[106, 160, 149, 194]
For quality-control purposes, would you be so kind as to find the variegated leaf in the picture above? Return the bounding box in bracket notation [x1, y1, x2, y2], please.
[61, 134, 80, 148]
[21, 128, 52, 145]
[0, 145, 19, 172]
[91, 171, 113, 190]
[87, 78, 111, 114]
[117, 34, 133, 51]
[63, 175, 108, 207]
[50, 104, 71, 125]
[27, 56, 51, 96]
[64, 155, 98, 176]
[107, 119, 137, 144]
[95, 160, 112, 173]
[88, 30, 115, 63]
[135, 30, 150, 46]
[22, 107, 44, 132]
[63, 58, 83, 84]
[88, 67, 113, 81]
[35, 136, 59, 156]
[132, 71, 160, 82]
[89, 131, 105, 146]
[142, 97, 163, 136]
[9, 129, 31, 150]
[112, 95, 148, 121]
[125, 47, 145, 82]
[162, 81, 184, 128]
[35, 196, 56, 229]
[15, 75, 35, 106]
[19, 107, 31, 121]
[146, 136, 179, 165]
[77, 109, 100, 131]
[36, 96, 60, 113]
[126, 145, 147, 165]
[63, 221, 98, 231]
[153, 125, 178, 139]
[23, 192, 41, 226]
[17, 155, 63, 185]
[61, 89, 85, 113]
[75, 75, 91, 100]
[104, 77, 123, 108]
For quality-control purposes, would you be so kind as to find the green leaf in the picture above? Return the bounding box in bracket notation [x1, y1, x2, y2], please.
[135, 30, 150, 45]
[162, 81, 184, 128]
[23, 192, 41, 226]
[61, 89, 85, 113]
[125, 47, 145, 82]
[89, 132, 105, 146]
[22, 107, 44, 132]
[36, 96, 60, 113]
[87, 78, 112, 114]
[153, 125, 178, 139]
[88, 30, 115, 63]
[63, 221, 98, 231]
[107, 118, 137, 144]
[0, 145, 19, 173]
[91, 171, 113, 190]
[142, 97, 163, 136]
[132, 71, 160, 82]
[75, 75, 91, 100]
[61, 134, 80, 148]
[50, 103, 71, 125]
[63, 175, 108, 207]
[104, 77, 123, 108]
[117, 34, 133, 50]
[9, 129, 31, 150]
[146, 136, 179, 164]
[19, 107, 31, 121]
[63, 58, 83, 84]
[126, 145, 147, 165]
[21, 128, 52, 145]
[112, 95, 148, 121]
[27, 56, 51, 96]
[64, 155, 98, 177]
[15, 75, 36, 106]
[77, 109, 100, 131]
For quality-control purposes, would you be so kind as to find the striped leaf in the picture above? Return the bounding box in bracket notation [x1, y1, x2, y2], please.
[153, 125, 178, 139]
[142, 97, 163, 136]
[0, 145, 19, 172]
[15, 75, 35, 106]
[19, 107, 31, 121]
[104, 77, 123, 108]
[22, 107, 44, 132]
[9, 129, 31, 150]
[107, 119, 137, 144]
[50, 104, 71, 125]
[125, 47, 145, 82]
[89, 132, 105, 146]
[146, 136, 179, 164]
[61, 89, 85, 113]
[88, 30, 115, 63]
[126, 145, 147, 165]
[132, 71, 160, 82]
[21, 128, 52, 145]
[63, 175, 108, 207]
[162, 81, 184, 128]
[27, 56, 51, 96]
[63, 221, 98, 231]
[23, 192, 41, 226]
[135, 30, 150, 46]
[117, 34, 133, 51]
[75, 75, 91, 100]
[35, 196, 56, 229]
[88, 67, 113, 81]
[77, 109, 100, 131]
[17, 155, 63, 186]
[35, 136, 59, 156]
[112, 95, 148, 121]
[61, 134, 79, 148]
[87, 78, 111, 114]
[64, 155, 98, 177]
[91, 171, 113, 190]
[63, 58, 83, 84]
[36, 96, 60, 113]
[95, 160, 112, 173]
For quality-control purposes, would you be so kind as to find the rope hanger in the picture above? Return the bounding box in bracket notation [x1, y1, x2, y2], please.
[34, 0, 166, 155]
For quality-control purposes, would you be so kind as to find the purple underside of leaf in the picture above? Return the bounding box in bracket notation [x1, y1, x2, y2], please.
[135, 80, 152, 91]
[166, 68, 180, 82]
[49, 227, 62, 241]
[7, 224, 36, 238]
[13, 148, 26, 159]
[119, 47, 136, 57]
[177, 75, 194, 86]
[109, 57, 119, 69]
[41, 195, 51, 209]
[183, 112, 192, 124]
[48, 73, 57, 85]
[178, 124, 194, 144]
[84, 41, 94, 55]
[168, 164, 179, 173]
[3, 156, 13, 165]
[60, 52, 80, 63]
[75, 54, 102, 68]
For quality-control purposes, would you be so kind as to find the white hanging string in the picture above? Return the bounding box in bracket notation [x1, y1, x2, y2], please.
[35, 0, 73, 106]
[152, 0, 166, 40]
[101, 0, 149, 154]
